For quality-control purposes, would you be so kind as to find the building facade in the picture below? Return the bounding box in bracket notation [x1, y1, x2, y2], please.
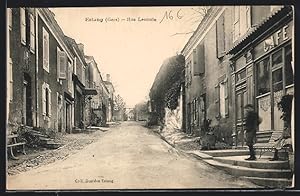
[7, 8, 113, 135]
[36, 8, 75, 133]
[227, 6, 294, 146]
[181, 6, 294, 146]
[7, 8, 37, 134]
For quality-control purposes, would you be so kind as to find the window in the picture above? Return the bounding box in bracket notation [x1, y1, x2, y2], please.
[29, 13, 35, 53]
[284, 44, 293, 86]
[219, 78, 229, 118]
[68, 61, 72, 91]
[257, 57, 270, 95]
[42, 82, 51, 117]
[233, 6, 251, 42]
[272, 50, 283, 68]
[57, 47, 67, 80]
[20, 8, 26, 45]
[233, 6, 240, 41]
[216, 13, 225, 58]
[236, 69, 246, 83]
[246, 6, 251, 30]
[8, 8, 12, 30]
[272, 68, 283, 92]
[42, 28, 49, 72]
[215, 84, 220, 117]
[220, 83, 225, 118]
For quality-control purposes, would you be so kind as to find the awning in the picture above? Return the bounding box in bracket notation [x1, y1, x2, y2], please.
[83, 88, 98, 95]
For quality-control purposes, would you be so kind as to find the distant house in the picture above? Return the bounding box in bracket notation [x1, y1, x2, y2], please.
[85, 56, 110, 126]
[103, 74, 115, 122]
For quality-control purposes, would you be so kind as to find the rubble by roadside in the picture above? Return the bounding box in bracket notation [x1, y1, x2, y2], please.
[7, 128, 108, 176]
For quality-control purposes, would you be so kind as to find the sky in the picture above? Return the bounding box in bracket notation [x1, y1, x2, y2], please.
[51, 7, 203, 108]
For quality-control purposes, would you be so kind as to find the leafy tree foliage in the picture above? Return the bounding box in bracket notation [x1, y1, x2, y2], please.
[149, 55, 185, 125]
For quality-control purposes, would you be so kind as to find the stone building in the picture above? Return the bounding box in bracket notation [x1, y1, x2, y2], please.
[181, 6, 294, 146]
[7, 8, 37, 134]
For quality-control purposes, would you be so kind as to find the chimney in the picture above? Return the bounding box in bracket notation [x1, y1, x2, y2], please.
[106, 74, 111, 82]
[77, 43, 84, 54]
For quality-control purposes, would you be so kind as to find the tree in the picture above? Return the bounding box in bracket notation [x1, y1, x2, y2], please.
[149, 54, 185, 125]
[171, 6, 210, 37]
[114, 94, 126, 111]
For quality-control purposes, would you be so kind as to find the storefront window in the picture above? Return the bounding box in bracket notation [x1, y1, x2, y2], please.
[272, 68, 283, 92]
[236, 69, 246, 83]
[257, 57, 270, 95]
[272, 49, 282, 67]
[285, 44, 293, 86]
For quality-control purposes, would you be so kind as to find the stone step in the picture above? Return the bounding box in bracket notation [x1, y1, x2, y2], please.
[43, 142, 62, 149]
[213, 156, 290, 169]
[201, 149, 249, 157]
[204, 159, 292, 179]
[241, 176, 292, 188]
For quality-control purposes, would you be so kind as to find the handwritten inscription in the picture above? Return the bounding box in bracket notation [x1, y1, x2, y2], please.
[159, 9, 183, 23]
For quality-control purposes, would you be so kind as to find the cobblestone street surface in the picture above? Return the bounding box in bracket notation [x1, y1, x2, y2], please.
[7, 122, 258, 190]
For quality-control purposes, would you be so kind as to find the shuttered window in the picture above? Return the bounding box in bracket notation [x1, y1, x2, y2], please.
[68, 61, 72, 91]
[192, 49, 198, 76]
[246, 6, 251, 30]
[193, 42, 205, 76]
[20, 8, 26, 45]
[42, 83, 51, 117]
[57, 47, 67, 80]
[29, 13, 35, 53]
[224, 78, 229, 117]
[198, 42, 205, 74]
[215, 84, 220, 117]
[42, 28, 49, 72]
[216, 13, 225, 58]
[233, 6, 240, 42]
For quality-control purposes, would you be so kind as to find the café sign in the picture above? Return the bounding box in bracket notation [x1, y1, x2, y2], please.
[253, 21, 292, 58]
[263, 24, 291, 52]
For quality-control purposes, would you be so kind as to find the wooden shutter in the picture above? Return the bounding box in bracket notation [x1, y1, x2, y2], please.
[224, 78, 229, 117]
[43, 28, 49, 71]
[215, 84, 220, 117]
[192, 49, 199, 76]
[197, 42, 205, 74]
[29, 14, 35, 52]
[20, 8, 26, 44]
[48, 88, 52, 117]
[58, 51, 67, 79]
[42, 83, 46, 115]
[216, 13, 225, 58]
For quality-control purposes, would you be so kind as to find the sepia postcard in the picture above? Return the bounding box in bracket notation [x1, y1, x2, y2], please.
[6, 5, 295, 191]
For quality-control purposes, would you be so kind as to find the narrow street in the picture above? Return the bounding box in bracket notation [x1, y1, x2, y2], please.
[7, 122, 257, 190]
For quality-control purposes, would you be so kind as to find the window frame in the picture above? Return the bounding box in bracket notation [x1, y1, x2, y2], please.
[20, 8, 26, 45]
[29, 13, 35, 53]
[42, 27, 50, 73]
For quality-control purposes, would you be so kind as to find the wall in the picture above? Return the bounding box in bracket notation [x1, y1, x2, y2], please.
[8, 8, 37, 133]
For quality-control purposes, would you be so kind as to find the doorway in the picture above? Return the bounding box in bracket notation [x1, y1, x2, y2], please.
[236, 87, 247, 146]
[23, 74, 33, 126]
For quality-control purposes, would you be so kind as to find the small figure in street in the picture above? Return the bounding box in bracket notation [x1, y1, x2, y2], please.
[244, 104, 262, 161]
